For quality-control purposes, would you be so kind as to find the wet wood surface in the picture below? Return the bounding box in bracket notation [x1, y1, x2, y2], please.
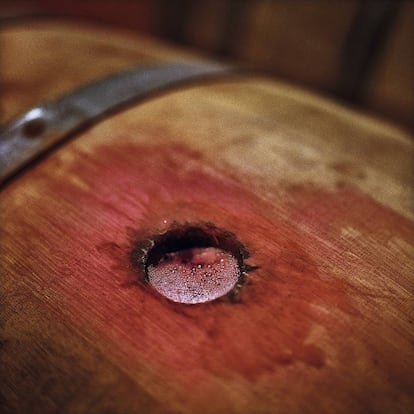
[1, 21, 413, 414]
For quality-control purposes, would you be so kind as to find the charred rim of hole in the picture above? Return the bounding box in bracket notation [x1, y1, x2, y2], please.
[134, 223, 250, 284]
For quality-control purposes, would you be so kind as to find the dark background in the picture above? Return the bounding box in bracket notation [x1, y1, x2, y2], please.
[1, 0, 413, 131]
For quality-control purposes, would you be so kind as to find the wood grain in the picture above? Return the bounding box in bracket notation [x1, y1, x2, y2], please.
[1, 21, 413, 414]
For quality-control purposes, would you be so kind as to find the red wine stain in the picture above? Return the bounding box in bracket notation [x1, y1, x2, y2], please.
[24, 141, 414, 396]
[83, 143, 348, 378]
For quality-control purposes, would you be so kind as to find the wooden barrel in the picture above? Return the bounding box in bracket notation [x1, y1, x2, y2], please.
[1, 21, 413, 414]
